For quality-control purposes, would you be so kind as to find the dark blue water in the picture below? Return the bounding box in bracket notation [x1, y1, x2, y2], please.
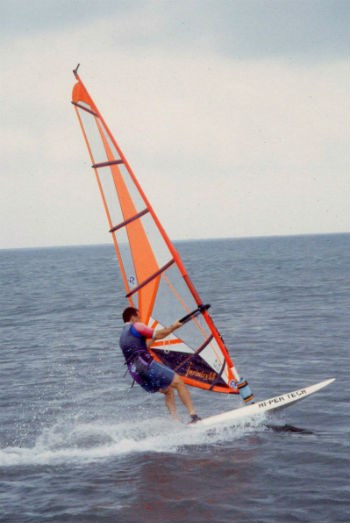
[1, 234, 349, 523]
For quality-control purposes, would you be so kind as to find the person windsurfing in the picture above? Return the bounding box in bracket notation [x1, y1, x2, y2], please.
[119, 306, 201, 423]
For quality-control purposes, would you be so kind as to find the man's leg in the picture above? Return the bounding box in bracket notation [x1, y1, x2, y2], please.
[169, 374, 196, 416]
[160, 387, 179, 419]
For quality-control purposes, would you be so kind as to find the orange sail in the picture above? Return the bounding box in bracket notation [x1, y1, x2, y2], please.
[71, 66, 243, 395]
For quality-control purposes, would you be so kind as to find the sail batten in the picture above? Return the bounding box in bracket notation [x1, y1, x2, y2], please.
[125, 259, 175, 298]
[71, 101, 99, 117]
[72, 70, 240, 394]
[109, 209, 150, 233]
[173, 335, 214, 372]
[93, 159, 124, 169]
[209, 360, 227, 391]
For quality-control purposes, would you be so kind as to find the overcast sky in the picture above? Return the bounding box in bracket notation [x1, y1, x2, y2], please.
[0, 0, 348, 249]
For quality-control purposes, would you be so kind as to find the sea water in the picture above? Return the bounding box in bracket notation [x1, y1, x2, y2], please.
[0, 234, 349, 523]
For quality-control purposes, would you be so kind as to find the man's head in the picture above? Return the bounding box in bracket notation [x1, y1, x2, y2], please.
[122, 306, 140, 323]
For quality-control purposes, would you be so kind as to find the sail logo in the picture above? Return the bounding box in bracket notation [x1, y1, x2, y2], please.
[185, 362, 216, 383]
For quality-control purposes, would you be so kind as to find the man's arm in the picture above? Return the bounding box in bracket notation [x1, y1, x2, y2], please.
[153, 321, 183, 340]
[133, 321, 183, 345]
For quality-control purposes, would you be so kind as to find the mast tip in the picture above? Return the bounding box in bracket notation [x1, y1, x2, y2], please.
[73, 63, 80, 77]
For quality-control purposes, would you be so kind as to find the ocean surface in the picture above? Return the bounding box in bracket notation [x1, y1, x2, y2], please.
[0, 234, 349, 523]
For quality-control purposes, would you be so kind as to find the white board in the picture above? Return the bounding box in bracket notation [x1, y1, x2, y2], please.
[195, 378, 335, 427]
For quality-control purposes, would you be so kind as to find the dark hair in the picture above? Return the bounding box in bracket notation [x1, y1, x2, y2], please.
[122, 306, 138, 323]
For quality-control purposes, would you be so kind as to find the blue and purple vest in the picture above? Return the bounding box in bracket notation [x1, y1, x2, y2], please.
[119, 324, 153, 362]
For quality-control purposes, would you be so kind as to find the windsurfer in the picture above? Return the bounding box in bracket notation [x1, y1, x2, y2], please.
[119, 306, 201, 423]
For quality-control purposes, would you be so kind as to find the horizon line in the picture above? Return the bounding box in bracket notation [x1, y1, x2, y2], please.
[1, 230, 349, 252]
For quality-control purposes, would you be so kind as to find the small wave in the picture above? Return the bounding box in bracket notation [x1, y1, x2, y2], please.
[0, 415, 266, 468]
[265, 423, 314, 435]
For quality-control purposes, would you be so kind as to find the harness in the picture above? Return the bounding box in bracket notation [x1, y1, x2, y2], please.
[119, 324, 153, 387]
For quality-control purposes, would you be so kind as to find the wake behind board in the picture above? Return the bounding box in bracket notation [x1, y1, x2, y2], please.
[195, 378, 335, 428]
